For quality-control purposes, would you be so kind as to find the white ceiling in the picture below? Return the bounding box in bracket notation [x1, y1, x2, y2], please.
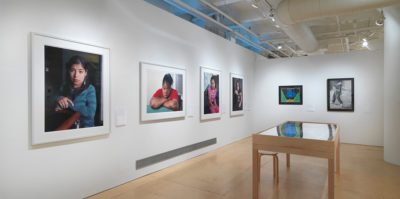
[207, 0, 385, 56]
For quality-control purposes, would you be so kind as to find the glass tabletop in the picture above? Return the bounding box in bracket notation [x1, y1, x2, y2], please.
[259, 122, 337, 141]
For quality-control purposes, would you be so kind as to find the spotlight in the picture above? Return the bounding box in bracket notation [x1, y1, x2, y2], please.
[376, 10, 385, 26]
[269, 11, 275, 22]
[362, 39, 368, 47]
[277, 45, 282, 50]
[251, 3, 258, 8]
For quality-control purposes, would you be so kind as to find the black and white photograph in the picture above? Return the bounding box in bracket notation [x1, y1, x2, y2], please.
[327, 78, 354, 111]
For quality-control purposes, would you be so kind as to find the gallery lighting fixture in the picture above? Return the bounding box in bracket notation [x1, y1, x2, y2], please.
[376, 10, 385, 26]
[269, 9, 275, 22]
[362, 38, 368, 47]
[277, 45, 282, 49]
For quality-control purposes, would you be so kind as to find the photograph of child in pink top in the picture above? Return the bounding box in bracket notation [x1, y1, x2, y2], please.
[203, 73, 219, 114]
[208, 75, 219, 113]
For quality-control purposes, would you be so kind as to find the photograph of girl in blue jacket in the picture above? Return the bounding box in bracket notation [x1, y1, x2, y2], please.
[54, 55, 97, 128]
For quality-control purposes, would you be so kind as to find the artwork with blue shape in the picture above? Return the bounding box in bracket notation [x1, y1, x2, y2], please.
[279, 85, 303, 105]
[277, 122, 303, 138]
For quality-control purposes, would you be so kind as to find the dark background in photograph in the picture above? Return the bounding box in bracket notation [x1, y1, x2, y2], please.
[232, 77, 243, 111]
[44, 46, 103, 132]
[204, 73, 219, 114]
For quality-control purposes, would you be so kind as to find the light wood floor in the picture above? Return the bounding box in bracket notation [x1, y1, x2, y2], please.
[88, 137, 400, 199]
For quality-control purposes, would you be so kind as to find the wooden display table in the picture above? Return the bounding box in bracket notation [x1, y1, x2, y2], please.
[252, 121, 340, 199]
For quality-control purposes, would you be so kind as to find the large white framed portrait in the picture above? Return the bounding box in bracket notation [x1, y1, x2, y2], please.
[230, 73, 244, 116]
[140, 62, 186, 121]
[31, 33, 110, 145]
[200, 67, 221, 120]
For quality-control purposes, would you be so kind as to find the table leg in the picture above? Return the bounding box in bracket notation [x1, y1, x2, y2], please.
[286, 153, 290, 168]
[253, 148, 259, 199]
[328, 158, 335, 199]
[336, 137, 340, 175]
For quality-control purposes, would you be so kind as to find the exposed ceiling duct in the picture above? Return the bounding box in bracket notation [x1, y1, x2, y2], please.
[277, 22, 318, 53]
[276, 0, 400, 53]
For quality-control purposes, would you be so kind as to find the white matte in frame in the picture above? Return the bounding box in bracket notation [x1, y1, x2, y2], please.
[200, 67, 222, 120]
[31, 33, 110, 145]
[230, 73, 245, 116]
[140, 62, 186, 121]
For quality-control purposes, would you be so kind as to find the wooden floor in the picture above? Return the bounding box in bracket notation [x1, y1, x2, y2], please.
[88, 137, 400, 199]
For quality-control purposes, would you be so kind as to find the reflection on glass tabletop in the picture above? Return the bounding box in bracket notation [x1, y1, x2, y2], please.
[259, 122, 337, 141]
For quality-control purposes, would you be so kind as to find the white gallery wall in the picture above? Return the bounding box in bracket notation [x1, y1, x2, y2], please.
[384, 5, 400, 165]
[252, 50, 384, 146]
[0, 0, 395, 198]
[0, 0, 256, 198]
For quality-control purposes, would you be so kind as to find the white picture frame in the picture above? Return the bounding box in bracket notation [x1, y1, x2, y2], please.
[31, 33, 110, 145]
[200, 67, 221, 120]
[230, 73, 244, 116]
[140, 62, 186, 121]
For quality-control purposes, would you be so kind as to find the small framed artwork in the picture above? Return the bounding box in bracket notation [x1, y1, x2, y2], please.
[201, 67, 221, 120]
[327, 78, 354, 111]
[31, 33, 110, 145]
[230, 73, 244, 116]
[279, 85, 303, 105]
[140, 62, 186, 121]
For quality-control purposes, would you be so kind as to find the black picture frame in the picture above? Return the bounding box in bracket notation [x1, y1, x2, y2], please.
[279, 85, 303, 105]
[327, 78, 354, 111]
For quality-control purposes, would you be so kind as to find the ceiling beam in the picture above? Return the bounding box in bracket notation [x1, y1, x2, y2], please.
[265, 26, 383, 42]
[199, 0, 291, 57]
[172, 0, 281, 58]
[213, 0, 242, 7]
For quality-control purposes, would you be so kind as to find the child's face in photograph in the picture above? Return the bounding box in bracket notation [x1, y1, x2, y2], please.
[162, 82, 171, 97]
[211, 79, 216, 89]
[69, 63, 87, 88]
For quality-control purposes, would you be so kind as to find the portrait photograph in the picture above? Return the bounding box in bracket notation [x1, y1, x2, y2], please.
[140, 62, 185, 121]
[32, 33, 110, 145]
[201, 67, 221, 120]
[45, 46, 103, 132]
[230, 73, 244, 116]
[279, 85, 303, 105]
[327, 78, 354, 111]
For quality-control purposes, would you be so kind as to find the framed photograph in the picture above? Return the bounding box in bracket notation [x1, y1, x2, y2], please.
[230, 73, 244, 116]
[327, 78, 354, 111]
[140, 62, 185, 121]
[201, 67, 221, 120]
[279, 85, 303, 105]
[32, 33, 110, 145]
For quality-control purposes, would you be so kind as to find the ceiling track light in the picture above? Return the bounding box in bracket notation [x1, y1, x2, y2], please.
[269, 9, 275, 22]
[362, 38, 368, 47]
[376, 10, 385, 26]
